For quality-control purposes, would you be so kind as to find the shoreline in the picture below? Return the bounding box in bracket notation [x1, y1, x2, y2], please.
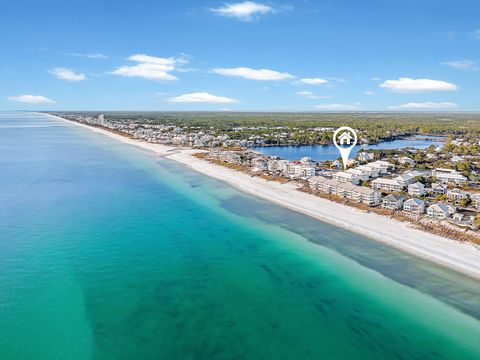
[50, 114, 480, 280]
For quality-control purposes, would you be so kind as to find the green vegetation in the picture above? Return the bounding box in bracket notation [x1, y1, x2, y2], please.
[48, 111, 480, 145]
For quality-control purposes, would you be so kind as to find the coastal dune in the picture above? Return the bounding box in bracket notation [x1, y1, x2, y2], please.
[52, 115, 480, 280]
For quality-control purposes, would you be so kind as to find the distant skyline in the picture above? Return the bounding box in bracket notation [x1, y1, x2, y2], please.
[1, 0, 479, 111]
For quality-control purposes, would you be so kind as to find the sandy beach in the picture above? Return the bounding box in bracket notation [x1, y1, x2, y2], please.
[52, 115, 480, 280]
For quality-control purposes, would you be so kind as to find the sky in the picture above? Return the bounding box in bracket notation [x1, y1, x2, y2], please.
[1, 0, 479, 111]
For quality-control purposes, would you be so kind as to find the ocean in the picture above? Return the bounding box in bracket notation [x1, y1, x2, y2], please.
[1, 112, 479, 359]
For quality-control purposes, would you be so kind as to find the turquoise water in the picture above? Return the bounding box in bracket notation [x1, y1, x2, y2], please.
[1, 112, 480, 359]
[253, 136, 443, 161]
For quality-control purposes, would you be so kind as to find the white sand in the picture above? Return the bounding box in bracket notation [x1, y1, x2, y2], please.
[53, 115, 480, 280]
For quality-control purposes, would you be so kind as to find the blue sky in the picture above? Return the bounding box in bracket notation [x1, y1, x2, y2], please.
[1, 0, 479, 111]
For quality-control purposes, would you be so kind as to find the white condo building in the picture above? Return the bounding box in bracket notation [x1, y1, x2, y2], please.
[371, 178, 404, 192]
[332, 171, 361, 185]
[346, 168, 369, 181]
[309, 177, 381, 206]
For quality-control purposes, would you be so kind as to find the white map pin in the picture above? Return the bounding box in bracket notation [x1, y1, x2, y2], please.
[333, 126, 358, 170]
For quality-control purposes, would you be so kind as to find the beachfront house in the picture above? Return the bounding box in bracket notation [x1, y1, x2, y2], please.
[351, 187, 382, 206]
[451, 213, 475, 227]
[371, 178, 404, 192]
[382, 194, 405, 210]
[308, 176, 327, 190]
[251, 158, 268, 172]
[302, 166, 316, 179]
[408, 182, 425, 197]
[289, 164, 315, 179]
[403, 198, 425, 214]
[427, 203, 456, 220]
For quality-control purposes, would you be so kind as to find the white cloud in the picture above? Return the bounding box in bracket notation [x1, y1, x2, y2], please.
[471, 29, 480, 39]
[443, 60, 478, 71]
[212, 66, 293, 81]
[380, 78, 457, 93]
[364, 91, 375, 95]
[168, 92, 239, 104]
[7, 95, 55, 104]
[298, 78, 328, 85]
[58, 51, 108, 59]
[49, 67, 86, 81]
[110, 54, 186, 81]
[314, 103, 359, 111]
[296, 91, 330, 99]
[86, 53, 107, 59]
[389, 102, 458, 110]
[210, 1, 274, 21]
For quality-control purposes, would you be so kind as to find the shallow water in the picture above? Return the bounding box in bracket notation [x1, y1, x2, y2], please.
[0, 113, 479, 359]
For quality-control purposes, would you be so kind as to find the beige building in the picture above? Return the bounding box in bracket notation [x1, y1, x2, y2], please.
[371, 178, 404, 192]
[309, 177, 381, 206]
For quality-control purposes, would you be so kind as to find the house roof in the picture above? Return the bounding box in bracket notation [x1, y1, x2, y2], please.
[428, 203, 454, 212]
[384, 194, 405, 201]
[372, 178, 401, 185]
[395, 173, 414, 181]
[405, 198, 424, 206]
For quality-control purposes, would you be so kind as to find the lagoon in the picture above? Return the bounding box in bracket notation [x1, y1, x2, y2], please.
[253, 135, 444, 161]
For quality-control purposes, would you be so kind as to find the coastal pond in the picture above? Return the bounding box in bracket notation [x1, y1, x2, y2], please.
[253, 135, 444, 161]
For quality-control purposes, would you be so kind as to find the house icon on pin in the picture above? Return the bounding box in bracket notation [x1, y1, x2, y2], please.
[338, 131, 353, 145]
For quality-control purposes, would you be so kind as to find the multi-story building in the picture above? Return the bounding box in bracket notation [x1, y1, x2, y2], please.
[447, 189, 468, 203]
[302, 166, 316, 179]
[408, 182, 425, 197]
[364, 160, 392, 175]
[351, 186, 382, 206]
[429, 182, 448, 195]
[382, 194, 405, 210]
[436, 173, 468, 186]
[356, 165, 379, 178]
[403, 198, 425, 214]
[346, 168, 369, 181]
[394, 173, 415, 187]
[308, 177, 381, 206]
[251, 158, 268, 171]
[433, 168, 468, 186]
[371, 178, 404, 192]
[427, 203, 456, 220]
[332, 171, 360, 185]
